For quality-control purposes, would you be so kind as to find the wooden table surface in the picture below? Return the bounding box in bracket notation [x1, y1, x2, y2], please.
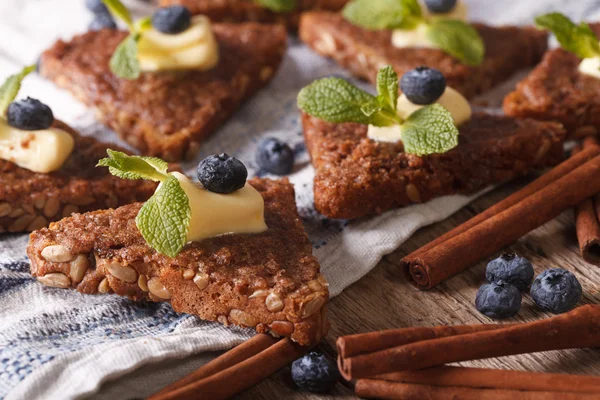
[238, 176, 600, 399]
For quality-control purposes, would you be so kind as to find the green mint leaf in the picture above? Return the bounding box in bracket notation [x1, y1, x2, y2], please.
[254, 0, 296, 12]
[109, 33, 141, 80]
[97, 149, 168, 181]
[0, 65, 36, 115]
[401, 103, 459, 156]
[297, 77, 376, 124]
[102, 0, 133, 30]
[427, 19, 484, 66]
[343, 0, 423, 30]
[535, 13, 600, 59]
[376, 65, 399, 113]
[136, 175, 191, 258]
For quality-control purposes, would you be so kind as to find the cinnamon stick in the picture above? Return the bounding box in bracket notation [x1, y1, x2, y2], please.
[152, 334, 277, 397]
[403, 150, 600, 289]
[355, 379, 600, 400]
[574, 138, 600, 264]
[148, 338, 308, 400]
[337, 323, 514, 359]
[339, 305, 600, 380]
[575, 194, 600, 264]
[377, 366, 600, 394]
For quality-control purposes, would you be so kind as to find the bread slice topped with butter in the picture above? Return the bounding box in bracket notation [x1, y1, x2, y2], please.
[297, 66, 567, 219]
[0, 66, 160, 233]
[159, 0, 349, 30]
[504, 15, 600, 137]
[40, 3, 287, 161]
[28, 152, 329, 346]
[299, 0, 548, 99]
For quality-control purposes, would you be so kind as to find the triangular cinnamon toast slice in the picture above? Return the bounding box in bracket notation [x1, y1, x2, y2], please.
[40, 23, 287, 161]
[28, 178, 329, 346]
[0, 120, 159, 233]
[159, 0, 348, 30]
[303, 113, 566, 219]
[503, 24, 600, 137]
[299, 12, 548, 99]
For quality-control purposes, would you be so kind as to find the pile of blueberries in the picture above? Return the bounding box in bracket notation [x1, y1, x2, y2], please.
[86, 0, 117, 31]
[476, 253, 583, 319]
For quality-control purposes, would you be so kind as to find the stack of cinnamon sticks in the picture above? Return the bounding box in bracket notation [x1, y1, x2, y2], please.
[337, 305, 600, 399]
[574, 138, 600, 264]
[402, 140, 600, 289]
[148, 335, 309, 400]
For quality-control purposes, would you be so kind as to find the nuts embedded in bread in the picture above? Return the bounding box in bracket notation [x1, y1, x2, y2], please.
[265, 293, 284, 312]
[41, 245, 74, 263]
[148, 277, 172, 300]
[138, 275, 149, 292]
[37, 272, 71, 288]
[182, 269, 195, 280]
[249, 289, 269, 299]
[98, 278, 110, 293]
[105, 261, 137, 283]
[193, 273, 209, 290]
[69, 254, 89, 284]
[0, 202, 11, 217]
[229, 309, 258, 327]
[301, 295, 326, 318]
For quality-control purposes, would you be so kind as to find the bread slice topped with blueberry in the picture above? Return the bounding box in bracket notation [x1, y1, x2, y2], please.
[40, 2, 287, 161]
[297, 66, 566, 219]
[299, 0, 548, 99]
[27, 152, 329, 346]
[159, 0, 348, 30]
[0, 66, 160, 233]
[504, 14, 600, 137]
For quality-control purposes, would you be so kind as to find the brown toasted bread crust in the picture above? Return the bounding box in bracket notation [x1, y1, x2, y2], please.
[160, 0, 348, 29]
[503, 24, 600, 137]
[28, 178, 329, 346]
[0, 120, 158, 233]
[303, 113, 566, 219]
[40, 24, 287, 161]
[299, 12, 548, 99]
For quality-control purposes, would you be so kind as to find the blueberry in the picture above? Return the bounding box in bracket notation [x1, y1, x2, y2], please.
[400, 66, 446, 105]
[152, 6, 192, 34]
[197, 153, 247, 194]
[256, 138, 295, 175]
[89, 14, 117, 31]
[531, 269, 582, 314]
[485, 253, 534, 291]
[85, 0, 109, 15]
[424, 0, 458, 13]
[291, 351, 339, 393]
[7, 98, 54, 131]
[475, 282, 521, 319]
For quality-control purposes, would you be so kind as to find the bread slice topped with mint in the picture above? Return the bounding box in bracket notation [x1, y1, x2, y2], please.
[504, 14, 600, 137]
[28, 152, 329, 346]
[298, 65, 567, 219]
[159, 0, 349, 30]
[40, 1, 287, 161]
[0, 66, 161, 233]
[299, 0, 548, 99]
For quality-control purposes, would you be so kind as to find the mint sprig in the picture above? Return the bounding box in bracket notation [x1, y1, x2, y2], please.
[97, 150, 192, 257]
[0, 65, 36, 115]
[401, 104, 459, 156]
[343, 0, 423, 31]
[298, 65, 459, 156]
[342, 0, 484, 65]
[255, 0, 296, 13]
[136, 175, 191, 258]
[427, 19, 484, 66]
[535, 13, 600, 59]
[101, 0, 151, 80]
